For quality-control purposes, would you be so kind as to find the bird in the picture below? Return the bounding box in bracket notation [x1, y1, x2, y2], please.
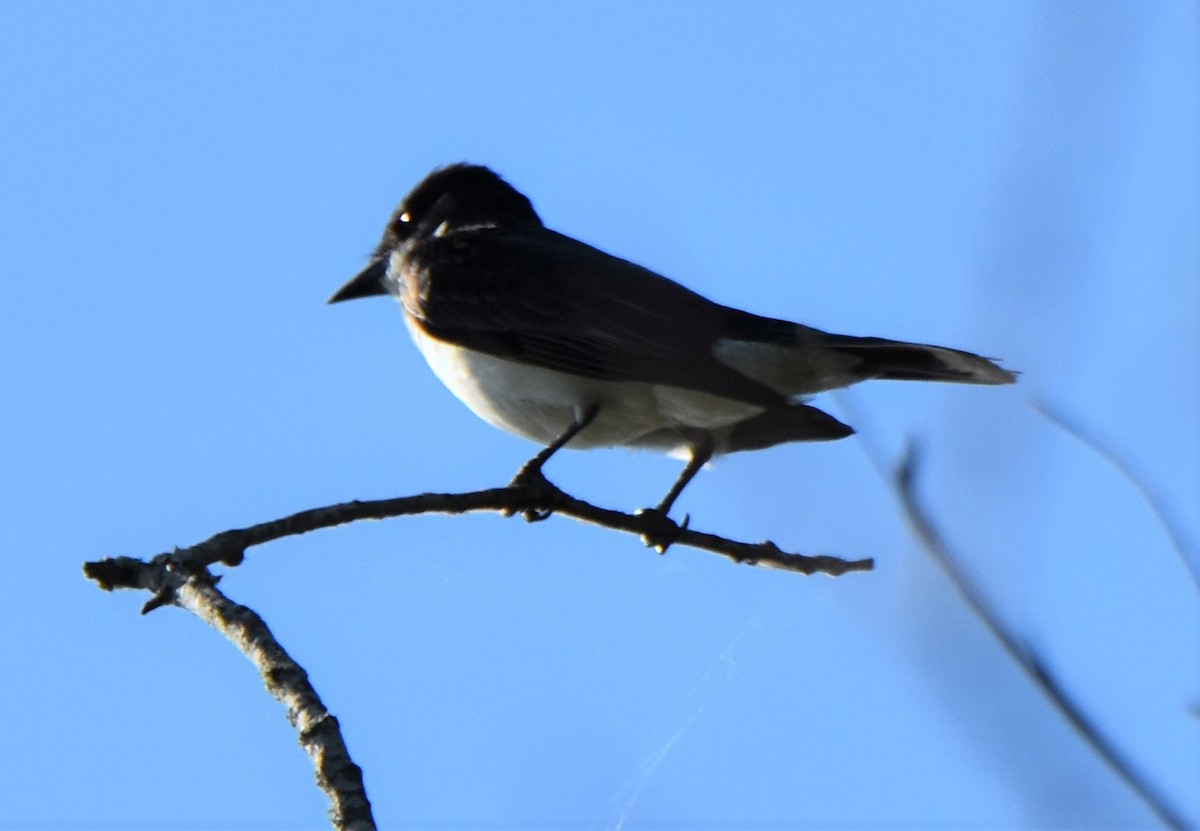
[330, 163, 1015, 541]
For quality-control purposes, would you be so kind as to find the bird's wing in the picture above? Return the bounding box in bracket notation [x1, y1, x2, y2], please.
[400, 228, 786, 409]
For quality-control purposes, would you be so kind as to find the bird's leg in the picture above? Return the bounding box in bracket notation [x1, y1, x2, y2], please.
[656, 440, 713, 517]
[508, 404, 600, 522]
[638, 436, 714, 553]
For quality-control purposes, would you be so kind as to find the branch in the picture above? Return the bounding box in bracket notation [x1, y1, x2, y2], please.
[891, 442, 1191, 831]
[81, 557, 375, 830]
[82, 480, 870, 828]
[85, 481, 873, 586]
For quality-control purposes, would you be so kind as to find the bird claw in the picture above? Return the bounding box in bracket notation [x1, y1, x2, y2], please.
[507, 463, 561, 522]
[636, 508, 688, 554]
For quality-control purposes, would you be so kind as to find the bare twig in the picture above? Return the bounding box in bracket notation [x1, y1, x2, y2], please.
[83, 479, 870, 828]
[1031, 397, 1200, 592]
[85, 481, 873, 584]
[81, 557, 375, 831]
[890, 442, 1191, 831]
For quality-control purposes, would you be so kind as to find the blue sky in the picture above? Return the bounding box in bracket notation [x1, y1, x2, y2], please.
[3, 2, 1196, 828]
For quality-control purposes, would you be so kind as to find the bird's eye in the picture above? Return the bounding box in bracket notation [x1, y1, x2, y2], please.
[399, 212, 411, 223]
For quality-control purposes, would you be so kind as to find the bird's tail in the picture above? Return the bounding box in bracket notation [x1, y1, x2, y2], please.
[712, 322, 1016, 397]
[807, 332, 1017, 386]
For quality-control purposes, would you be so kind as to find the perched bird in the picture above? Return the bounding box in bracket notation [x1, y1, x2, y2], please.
[331, 163, 1015, 535]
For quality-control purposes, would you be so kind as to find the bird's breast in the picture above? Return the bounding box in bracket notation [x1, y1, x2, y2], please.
[404, 318, 762, 453]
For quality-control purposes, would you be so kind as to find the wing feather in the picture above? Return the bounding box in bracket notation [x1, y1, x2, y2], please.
[400, 229, 786, 409]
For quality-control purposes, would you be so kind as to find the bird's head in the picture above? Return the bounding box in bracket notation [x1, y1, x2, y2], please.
[330, 163, 541, 304]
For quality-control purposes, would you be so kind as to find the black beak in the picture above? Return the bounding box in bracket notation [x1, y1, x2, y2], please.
[328, 259, 390, 304]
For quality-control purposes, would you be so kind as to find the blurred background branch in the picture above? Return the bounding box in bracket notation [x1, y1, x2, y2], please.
[884, 438, 1192, 830]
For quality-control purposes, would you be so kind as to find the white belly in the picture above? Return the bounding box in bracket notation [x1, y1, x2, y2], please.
[406, 319, 762, 452]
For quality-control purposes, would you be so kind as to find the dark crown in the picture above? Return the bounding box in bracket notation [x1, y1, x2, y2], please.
[380, 164, 542, 251]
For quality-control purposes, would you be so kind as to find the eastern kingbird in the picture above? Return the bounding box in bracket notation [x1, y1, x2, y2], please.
[331, 163, 1015, 526]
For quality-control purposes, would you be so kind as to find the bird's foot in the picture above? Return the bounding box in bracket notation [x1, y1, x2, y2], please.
[506, 461, 563, 522]
[635, 508, 689, 554]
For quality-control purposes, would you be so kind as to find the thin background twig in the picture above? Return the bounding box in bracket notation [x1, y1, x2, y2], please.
[884, 440, 1191, 831]
[1031, 397, 1200, 592]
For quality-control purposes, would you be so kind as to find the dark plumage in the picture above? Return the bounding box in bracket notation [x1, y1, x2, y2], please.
[331, 163, 1015, 525]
